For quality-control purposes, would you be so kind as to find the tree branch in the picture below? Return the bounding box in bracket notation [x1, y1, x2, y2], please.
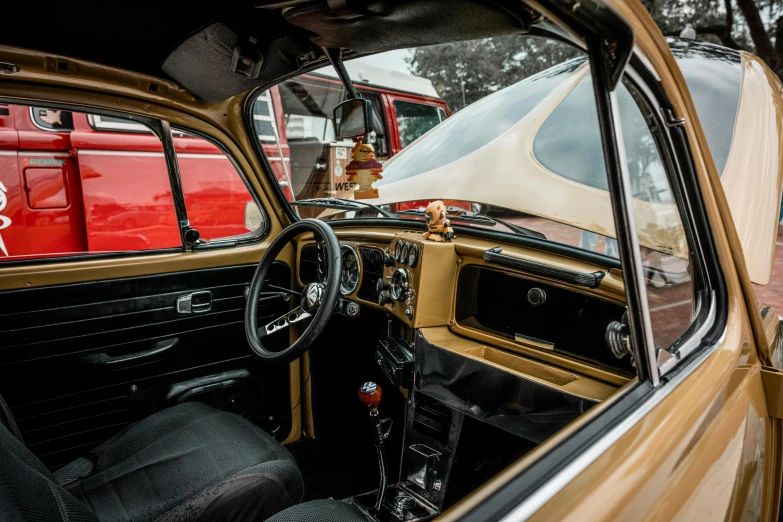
[736, 0, 776, 65]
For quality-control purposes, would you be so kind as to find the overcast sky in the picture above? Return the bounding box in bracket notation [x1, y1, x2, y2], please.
[354, 49, 412, 74]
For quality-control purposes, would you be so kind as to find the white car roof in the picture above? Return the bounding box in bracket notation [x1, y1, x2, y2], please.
[311, 61, 440, 98]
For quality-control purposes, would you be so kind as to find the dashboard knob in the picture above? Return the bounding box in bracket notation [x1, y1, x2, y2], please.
[378, 291, 392, 305]
[376, 279, 391, 293]
[346, 301, 360, 317]
[383, 253, 396, 267]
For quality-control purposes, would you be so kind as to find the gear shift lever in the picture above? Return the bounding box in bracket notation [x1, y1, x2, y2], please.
[359, 382, 391, 513]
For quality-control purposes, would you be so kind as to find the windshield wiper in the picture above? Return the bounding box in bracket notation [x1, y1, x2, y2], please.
[397, 206, 546, 240]
[290, 198, 397, 218]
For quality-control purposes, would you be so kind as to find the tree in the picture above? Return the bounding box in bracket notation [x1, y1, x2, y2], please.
[407, 36, 579, 112]
[639, 0, 783, 77]
[407, 0, 783, 112]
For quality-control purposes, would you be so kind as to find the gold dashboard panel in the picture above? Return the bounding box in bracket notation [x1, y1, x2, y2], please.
[295, 227, 629, 386]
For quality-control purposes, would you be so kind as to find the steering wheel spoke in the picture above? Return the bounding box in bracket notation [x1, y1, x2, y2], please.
[259, 306, 312, 338]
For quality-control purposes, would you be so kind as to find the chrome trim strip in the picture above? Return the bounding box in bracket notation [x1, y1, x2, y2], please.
[500, 327, 726, 522]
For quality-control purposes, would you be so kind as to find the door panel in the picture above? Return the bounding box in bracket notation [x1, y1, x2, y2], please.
[0, 262, 292, 469]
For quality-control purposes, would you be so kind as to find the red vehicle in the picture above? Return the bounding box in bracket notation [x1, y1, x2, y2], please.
[0, 64, 449, 260]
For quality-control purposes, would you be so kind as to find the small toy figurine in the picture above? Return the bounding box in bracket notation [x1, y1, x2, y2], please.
[422, 200, 455, 242]
[346, 139, 383, 199]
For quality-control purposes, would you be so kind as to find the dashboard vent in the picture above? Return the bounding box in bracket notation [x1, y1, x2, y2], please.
[358, 247, 384, 301]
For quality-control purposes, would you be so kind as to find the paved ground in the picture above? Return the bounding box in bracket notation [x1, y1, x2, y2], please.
[752, 225, 783, 312]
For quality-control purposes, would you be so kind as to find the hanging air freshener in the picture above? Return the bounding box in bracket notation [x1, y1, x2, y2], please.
[346, 139, 383, 199]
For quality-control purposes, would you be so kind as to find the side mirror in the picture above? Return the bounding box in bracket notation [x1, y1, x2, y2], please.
[333, 98, 373, 140]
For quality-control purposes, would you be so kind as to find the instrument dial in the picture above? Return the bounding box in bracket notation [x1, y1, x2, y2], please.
[401, 242, 410, 266]
[407, 244, 419, 268]
[394, 240, 403, 262]
[340, 246, 360, 295]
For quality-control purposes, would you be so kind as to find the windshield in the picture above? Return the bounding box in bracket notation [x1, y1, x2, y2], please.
[252, 36, 691, 263]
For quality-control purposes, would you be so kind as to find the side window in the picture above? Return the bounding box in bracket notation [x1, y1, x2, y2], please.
[0, 103, 180, 262]
[618, 86, 697, 351]
[532, 73, 697, 350]
[393, 100, 443, 148]
[172, 129, 265, 242]
[253, 91, 278, 143]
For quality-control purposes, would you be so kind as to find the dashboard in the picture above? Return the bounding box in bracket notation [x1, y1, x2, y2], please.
[296, 228, 631, 386]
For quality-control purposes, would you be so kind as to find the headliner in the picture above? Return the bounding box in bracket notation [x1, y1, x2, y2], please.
[1, 1, 289, 77]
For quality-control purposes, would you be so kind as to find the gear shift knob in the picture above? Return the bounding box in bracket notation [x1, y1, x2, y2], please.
[358, 381, 383, 411]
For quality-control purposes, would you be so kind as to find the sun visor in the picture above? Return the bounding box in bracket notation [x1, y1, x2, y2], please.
[283, 0, 538, 52]
[161, 23, 312, 103]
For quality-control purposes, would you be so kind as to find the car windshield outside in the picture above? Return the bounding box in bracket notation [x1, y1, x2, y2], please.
[253, 37, 736, 296]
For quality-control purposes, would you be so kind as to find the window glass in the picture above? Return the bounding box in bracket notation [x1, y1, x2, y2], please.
[621, 91, 696, 350]
[533, 75, 696, 349]
[253, 91, 278, 142]
[394, 100, 442, 148]
[173, 129, 265, 242]
[0, 103, 180, 262]
[31, 107, 74, 131]
[670, 40, 742, 176]
[88, 114, 150, 134]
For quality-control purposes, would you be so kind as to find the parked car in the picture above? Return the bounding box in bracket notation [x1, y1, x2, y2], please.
[1, 1, 783, 522]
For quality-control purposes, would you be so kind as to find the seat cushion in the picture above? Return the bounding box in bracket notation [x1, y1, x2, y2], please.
[54, 402, 303, 522]
[264, 499, 375, 522]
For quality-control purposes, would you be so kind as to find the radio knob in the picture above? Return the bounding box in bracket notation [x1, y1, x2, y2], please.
[383, 253, 396, 267]
[378, 291, 392, 305]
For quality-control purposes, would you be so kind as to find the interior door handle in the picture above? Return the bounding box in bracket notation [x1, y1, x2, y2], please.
[80, 338, 179, 369]
[176, 291, 212, 314]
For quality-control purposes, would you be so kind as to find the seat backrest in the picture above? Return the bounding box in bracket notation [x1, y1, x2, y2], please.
[0, 402, 97, 521]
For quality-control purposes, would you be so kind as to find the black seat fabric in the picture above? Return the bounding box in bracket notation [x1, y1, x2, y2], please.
[0, 401, 303, 522]
[264, 499, 374, 522]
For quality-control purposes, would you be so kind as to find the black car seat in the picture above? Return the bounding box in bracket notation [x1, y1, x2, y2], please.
[0, 394, 303, 522]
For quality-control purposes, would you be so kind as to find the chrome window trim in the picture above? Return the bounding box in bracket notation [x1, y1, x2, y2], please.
[500, 323, 727, 522]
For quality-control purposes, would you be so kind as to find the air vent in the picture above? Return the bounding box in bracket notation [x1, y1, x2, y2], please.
[358, 247, 384, 301]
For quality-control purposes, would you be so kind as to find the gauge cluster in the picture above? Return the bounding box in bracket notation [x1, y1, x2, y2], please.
[392, 239, 419, 268]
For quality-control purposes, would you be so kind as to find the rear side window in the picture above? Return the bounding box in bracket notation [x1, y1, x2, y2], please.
[172, 129, 265, 242]
[393, 100, 442, 148]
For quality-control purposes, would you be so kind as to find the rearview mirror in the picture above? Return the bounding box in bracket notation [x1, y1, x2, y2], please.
[333, 98, 373, 140]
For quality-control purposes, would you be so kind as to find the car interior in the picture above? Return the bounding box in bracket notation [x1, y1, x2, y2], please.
[0, 1, 697, 521]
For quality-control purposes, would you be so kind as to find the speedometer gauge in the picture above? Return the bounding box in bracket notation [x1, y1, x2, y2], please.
[394, 240, 403, 262]
[407, 244, 419, 267]
[340, 246, 360, 295]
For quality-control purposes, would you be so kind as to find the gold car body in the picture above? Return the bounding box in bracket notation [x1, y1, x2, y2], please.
[0, 0, 782, 520]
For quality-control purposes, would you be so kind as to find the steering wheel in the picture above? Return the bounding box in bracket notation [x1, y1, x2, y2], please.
[245, 219, 342, 363]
